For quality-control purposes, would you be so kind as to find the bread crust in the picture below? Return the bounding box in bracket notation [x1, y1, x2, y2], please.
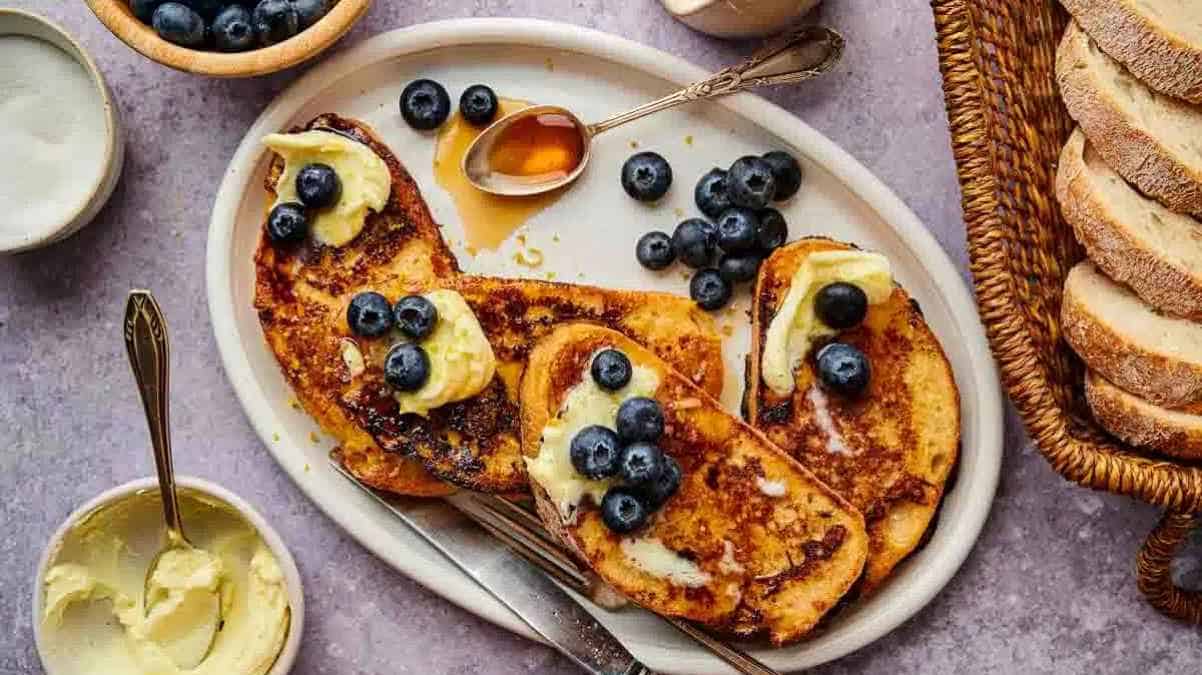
[1056, 128, 1202, 319]
[1056, 21, 1202, 217]
[1061, 0, 1202, 104]
[1061, 262, 1202, 408]
[1086, 371, 1202, 459]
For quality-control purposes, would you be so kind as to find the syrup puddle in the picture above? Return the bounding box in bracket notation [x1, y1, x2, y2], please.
[433, 99, 567, 252]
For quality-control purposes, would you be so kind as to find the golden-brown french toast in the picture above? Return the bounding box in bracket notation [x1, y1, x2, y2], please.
[255, 114, 724, 495]
[338, 276, 725, 493]
[745, 238, 960, 593]
[520, 324, 868, 645]
[254, 113, 460, 497]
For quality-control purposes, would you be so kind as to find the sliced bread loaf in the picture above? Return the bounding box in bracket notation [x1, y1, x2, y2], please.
[1062, 261, 1202, 408]
[1056, 21, 1202, 218]
[1061, 0, 1202, 104]
[1086, 370, 1202, 459]
[1056, 128, 1202, 319]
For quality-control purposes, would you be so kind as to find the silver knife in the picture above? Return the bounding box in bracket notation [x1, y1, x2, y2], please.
[329, 459, 650, 675]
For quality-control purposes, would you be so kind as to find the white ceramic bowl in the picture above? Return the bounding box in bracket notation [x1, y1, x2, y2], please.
[0, 9, 124, 253]
[32, 476, 304, 675]
[661, 0, 822, 39]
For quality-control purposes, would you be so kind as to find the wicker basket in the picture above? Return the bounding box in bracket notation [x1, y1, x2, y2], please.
[930, 0, 1202, 624]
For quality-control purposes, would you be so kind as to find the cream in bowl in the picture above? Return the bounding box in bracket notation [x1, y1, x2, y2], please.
[34, 477, 302, 675]
[0, 9, 123, 253]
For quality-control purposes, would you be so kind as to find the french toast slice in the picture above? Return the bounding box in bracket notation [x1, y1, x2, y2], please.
[255, 114, 724, 495]
[745, 238, 960, 593]
[338, 277, 725, 493]
[520, 324, 868, 645]
[255, 113, 461, 497]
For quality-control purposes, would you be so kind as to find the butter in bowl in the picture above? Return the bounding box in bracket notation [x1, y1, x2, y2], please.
[660, 0, 823, 39]
[33, 477, 303, 675]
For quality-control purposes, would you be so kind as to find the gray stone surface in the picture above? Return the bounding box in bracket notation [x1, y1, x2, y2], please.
[2, 1, 1199, 674]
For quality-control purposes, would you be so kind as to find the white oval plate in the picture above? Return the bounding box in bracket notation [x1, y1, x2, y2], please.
[206, 18, 1002, 674]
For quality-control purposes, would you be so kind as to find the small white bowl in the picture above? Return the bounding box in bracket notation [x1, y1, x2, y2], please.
[661, 0, 822, 39]
[0, 9, 124, 253]
[32, 476, 304, 675]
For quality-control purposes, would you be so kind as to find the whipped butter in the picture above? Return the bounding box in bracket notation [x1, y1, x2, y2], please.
[761, 250, 893, 396]
[525, 353, 660, 521]
[40, 489, 290, 675]
[262, 130, 391, 247]
[620, 537, 712, 588]
[396, 290, 497, 416]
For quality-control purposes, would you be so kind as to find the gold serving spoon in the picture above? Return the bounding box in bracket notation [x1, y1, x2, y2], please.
[463, 25, 845, 197]
[124, 290, 221, 668]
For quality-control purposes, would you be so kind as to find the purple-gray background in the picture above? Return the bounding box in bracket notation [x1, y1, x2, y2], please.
[2, 2, 1199, 673]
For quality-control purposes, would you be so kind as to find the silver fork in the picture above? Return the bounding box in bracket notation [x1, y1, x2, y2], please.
[449, 492, 781, 675]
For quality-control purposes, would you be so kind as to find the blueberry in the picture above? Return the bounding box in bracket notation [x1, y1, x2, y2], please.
[815, 282, 869, 330]
[816, 342, 871, 397]
[616, 397, 664, 444]
[399, 79, 452, 131]
[690, 268, 733, 311]
[600, 488, 649, 533]
[635, 231, 675, 270]
[619, 442, 665, 486]
[290, 0, 332, 29]
[694, 168, 733, 218]
[266, 202, 308, 243]
[295, 163, 341, 209]
[252, 0, 299, 46]
[726, 156, 777, 209]
[132, 0, 166, 23]
[346, 291, 394, 337]
[384, 343, 431, 392]
[591, 349, 632, 391]
[151, 3, 205, 47]
[179, 0, 224, 20]
[392, 295, 438, 340]
[640, 455, 681, 508]
[211, 4, 255, 52]
[621, 152, 673, 202]
[761, 151, 803, 201]
[715, 207, 759, 253]
[756, 208, 788, 252]
[459, 84, 499, 127]
[718, 253, 762, 284]
[671, 218, 716, 269]
[569, 425, 621, 479]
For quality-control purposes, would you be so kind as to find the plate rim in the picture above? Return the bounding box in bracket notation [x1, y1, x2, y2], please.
[205, 17, 1003, 673]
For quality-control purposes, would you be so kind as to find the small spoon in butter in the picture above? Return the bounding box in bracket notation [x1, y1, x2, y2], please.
[124, 290, 221, 669]
[463, 25, 845, 197]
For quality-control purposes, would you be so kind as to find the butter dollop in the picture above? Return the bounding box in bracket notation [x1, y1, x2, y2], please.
[39, 490, 290, 675]
[262, 130, 391, 247]
[761, 250, 893, 396]
[395, 290, 497, 416]
[525, 353, 660, 521]
[620, 537, 712, 588]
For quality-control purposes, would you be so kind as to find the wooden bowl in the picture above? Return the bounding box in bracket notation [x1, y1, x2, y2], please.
[85, 0, 371, 77]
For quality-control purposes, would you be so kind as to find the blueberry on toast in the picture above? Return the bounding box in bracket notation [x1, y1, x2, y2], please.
[520, 324, 868, 645]
[745, 238, 960, 593]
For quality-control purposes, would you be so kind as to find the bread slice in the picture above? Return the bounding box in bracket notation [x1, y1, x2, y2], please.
[520, 324, 868, 645]
[744, 238, 960, 593]
[1056, 128, 1202, 319]
[1062, 261, 1202, 408]
[1060, 0, 1202, 104]
[1086, 370, 1202, 459]
[1056, 21, 1202, 218]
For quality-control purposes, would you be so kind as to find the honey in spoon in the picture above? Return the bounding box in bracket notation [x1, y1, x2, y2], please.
[434, 99, 572, 253]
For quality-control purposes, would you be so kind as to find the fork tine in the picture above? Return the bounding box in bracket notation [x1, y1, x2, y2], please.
[460, 505, 593, 593]
[467, 495, 584, 571]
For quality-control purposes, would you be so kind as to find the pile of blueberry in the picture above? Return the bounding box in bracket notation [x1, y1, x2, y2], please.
[812, 282, 873, 397]
[631, 151, 803, 311]
[398, 79, 499, 130]
[265, 162, 342, 244]
[572, 349, 681, 534]
[345, 291, 441, 392]
[131, 0, 333, 51]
